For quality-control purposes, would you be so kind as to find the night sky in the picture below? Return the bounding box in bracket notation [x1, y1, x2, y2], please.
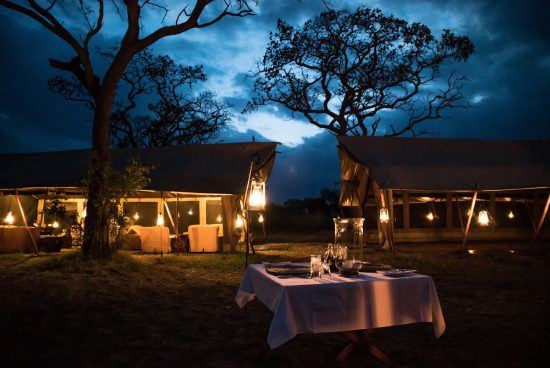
[1, 0, 549, 203]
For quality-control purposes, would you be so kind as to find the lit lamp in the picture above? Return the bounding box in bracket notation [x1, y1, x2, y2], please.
[379, 208, 390, 224]
[133, 212, 140, 221]
[258, 214, 264, 223]
[188, 208, 194, 216]
[507, 210, 515, 219]
[477, 210, 490, 226]
[426, 212, 435, 221]
[235, 214, 244, 229]
[216, 214, 222, 223]
[52, 221, 60, 229]
[4, 211, 14, 225]
[81, 208, 87, 219]
[156, 213, 164, 227]
[248, 179, 266, 211]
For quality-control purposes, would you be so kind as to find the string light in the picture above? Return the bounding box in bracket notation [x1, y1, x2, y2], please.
[477, 210, 490, 226]
[426, 212, 435, 221]
[188, 208, 194, 216]
[156, 213, 164, 227]
[216, 214, 222, 223]
[507, 210, 515, 219]
[258, 214, 264, 223]
[379, 208, 390, 223]
[133, 212, 140, 221]
[235, 214, 244, 229]
[4, 211, 14, 225]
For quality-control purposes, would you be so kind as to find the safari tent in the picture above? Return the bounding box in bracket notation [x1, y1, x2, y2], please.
[337, 136, 550, 249]
[0, 142, 278, 254]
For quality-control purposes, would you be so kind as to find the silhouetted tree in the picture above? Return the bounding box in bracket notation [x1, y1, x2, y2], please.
[247, 7, 474, 136]
[49, 50, 230, 148]
[0, 0, 255, 259]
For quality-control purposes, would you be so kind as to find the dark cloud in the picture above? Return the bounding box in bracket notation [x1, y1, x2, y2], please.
[0, 0, 548, 201]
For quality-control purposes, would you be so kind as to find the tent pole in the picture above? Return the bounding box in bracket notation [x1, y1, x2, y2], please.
[462, 191, 478, 252]
[16, 190, 38, 255]
[532, 193, 550, 250]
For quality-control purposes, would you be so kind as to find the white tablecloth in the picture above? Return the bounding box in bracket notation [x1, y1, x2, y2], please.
[235, 264, 446, 349]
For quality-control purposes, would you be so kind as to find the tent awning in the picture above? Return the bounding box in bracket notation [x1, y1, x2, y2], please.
[338, 136, 550, 193]
[0, 142, 278, 194]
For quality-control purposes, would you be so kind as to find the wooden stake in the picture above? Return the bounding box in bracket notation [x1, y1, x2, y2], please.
[462, 191, 478, 252]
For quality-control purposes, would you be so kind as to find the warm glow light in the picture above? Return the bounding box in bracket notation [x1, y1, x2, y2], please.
[379, 208, 390, 223]
[188, 208, 194, 216]
[156, 213, 164, 227]
[426, 212, 435, 221]
[216, 214, 222, 223]
[133, 212, 140, 221]
[81, 208, 87, 218]
[258, 214, 264, 223]
[468, 249, 476, 254]
[4, 211, 14, 225]
[248, 180, 266, 210]
[477, 210, 490, 226]
[52, 221, 60, 229]
[507, 210, 515, 219]
[236, 214, 244, 229]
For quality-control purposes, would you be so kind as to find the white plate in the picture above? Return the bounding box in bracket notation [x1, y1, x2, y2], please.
[377, 269, 417, 277]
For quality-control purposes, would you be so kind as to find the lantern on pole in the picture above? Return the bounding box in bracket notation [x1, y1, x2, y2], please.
[248, 179, 266, 211]
[4, 211, 14, 225]
[379, 208, 390, 224]
[477, 210, 490, 226]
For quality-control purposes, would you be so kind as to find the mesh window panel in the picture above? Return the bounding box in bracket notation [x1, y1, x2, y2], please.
[165, 201, 199, 233]
[0, 195, 38, 226]
[123, 202, 158, 227]
[44, 201, 78, 225]
[206, 200, 223, 225]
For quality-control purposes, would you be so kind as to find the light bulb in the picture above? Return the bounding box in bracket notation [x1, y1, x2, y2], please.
[426, 212, 435, 221]
[477, 210, 490, 226]
[379, 208, 390, 223]
[216, 214, 222, 223]
[81, 208, 87, 218]
[188, 209, 194, 216]
[4, 211, 14, 225]
[52, 221, 60, 229]
[156, 213, 164, 227]
[258, 214, 264, 223]
[507, 210, 514, 219]
[236, 214, 244, 229]
[133, 212, 140, 221]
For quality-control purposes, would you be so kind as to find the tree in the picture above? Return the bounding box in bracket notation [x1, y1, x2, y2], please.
[247, 7, 474, 137]
[49, 50, 230, 148]
[0, 0, 255, 259]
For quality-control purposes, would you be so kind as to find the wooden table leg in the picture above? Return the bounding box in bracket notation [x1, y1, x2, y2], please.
[333, 330, 402, 367]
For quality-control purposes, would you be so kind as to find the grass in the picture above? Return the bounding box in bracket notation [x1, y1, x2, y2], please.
[0, 242, 549, 367]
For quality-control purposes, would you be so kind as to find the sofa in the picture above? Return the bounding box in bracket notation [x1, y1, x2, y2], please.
[188, 224, 220, 252]
[129, 225, 170, 253]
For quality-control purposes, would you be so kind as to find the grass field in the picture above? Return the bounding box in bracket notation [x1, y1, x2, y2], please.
[0, 242, 549, 367]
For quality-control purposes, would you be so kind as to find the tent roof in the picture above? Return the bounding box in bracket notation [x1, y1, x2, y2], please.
[338, 136, 550, 191]
[0, 142, 278, 195]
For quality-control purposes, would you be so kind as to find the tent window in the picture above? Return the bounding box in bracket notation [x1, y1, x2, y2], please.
[44, 201, 77, 225]
[0, 195, 38, 226]
[206, 200, 222, 225]
[165, 201, 199, 234]
[124, 202, 157, 227]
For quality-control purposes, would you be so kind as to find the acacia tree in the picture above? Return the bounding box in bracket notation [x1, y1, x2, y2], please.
[247, 8, 474, 136]
[0, 0, 255, 259]
[49, 50, 230, 148]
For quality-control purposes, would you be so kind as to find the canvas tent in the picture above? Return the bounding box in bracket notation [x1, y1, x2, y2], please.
[0, 142, 278, 253]
[338, 136, 550, 249]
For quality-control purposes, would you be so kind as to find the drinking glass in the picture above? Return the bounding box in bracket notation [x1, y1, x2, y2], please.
[310, 255, 323, 278]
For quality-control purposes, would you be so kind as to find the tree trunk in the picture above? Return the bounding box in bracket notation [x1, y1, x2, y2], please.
[82, 91, 113, 259]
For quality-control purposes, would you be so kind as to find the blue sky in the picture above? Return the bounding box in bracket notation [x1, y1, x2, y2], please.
[1, 0, 549, 202]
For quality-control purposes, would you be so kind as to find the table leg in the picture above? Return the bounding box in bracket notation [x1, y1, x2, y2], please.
[333, 330, 402, 367]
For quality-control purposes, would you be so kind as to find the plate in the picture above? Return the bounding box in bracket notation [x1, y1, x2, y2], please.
[265, 264, 310, 277]
[377, 269, 417, 277]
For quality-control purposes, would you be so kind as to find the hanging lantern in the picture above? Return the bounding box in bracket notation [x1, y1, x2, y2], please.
[133, 212, 140, 221]
[258, 214, 264, 223]
[426, 212, 435, 221]
[507, 210, 515, 219]
[52, 221, 60, 229]
[4, 211, 14, 225]
[216, 214, 222, 223]
[156, 213, 164, 227]
[235, 214, 244, 229]
[81, 207, 87, 219]
[248, 179, 266, 211]
[379, 208, 390, 223]
[477, 210, 490, 226]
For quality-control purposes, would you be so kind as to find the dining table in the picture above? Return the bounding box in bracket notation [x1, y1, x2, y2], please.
[235, 263, 446, 366]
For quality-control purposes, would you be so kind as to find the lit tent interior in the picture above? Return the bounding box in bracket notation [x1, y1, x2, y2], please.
[0, 142, 278, 253]
[337, 136, 550, 249]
